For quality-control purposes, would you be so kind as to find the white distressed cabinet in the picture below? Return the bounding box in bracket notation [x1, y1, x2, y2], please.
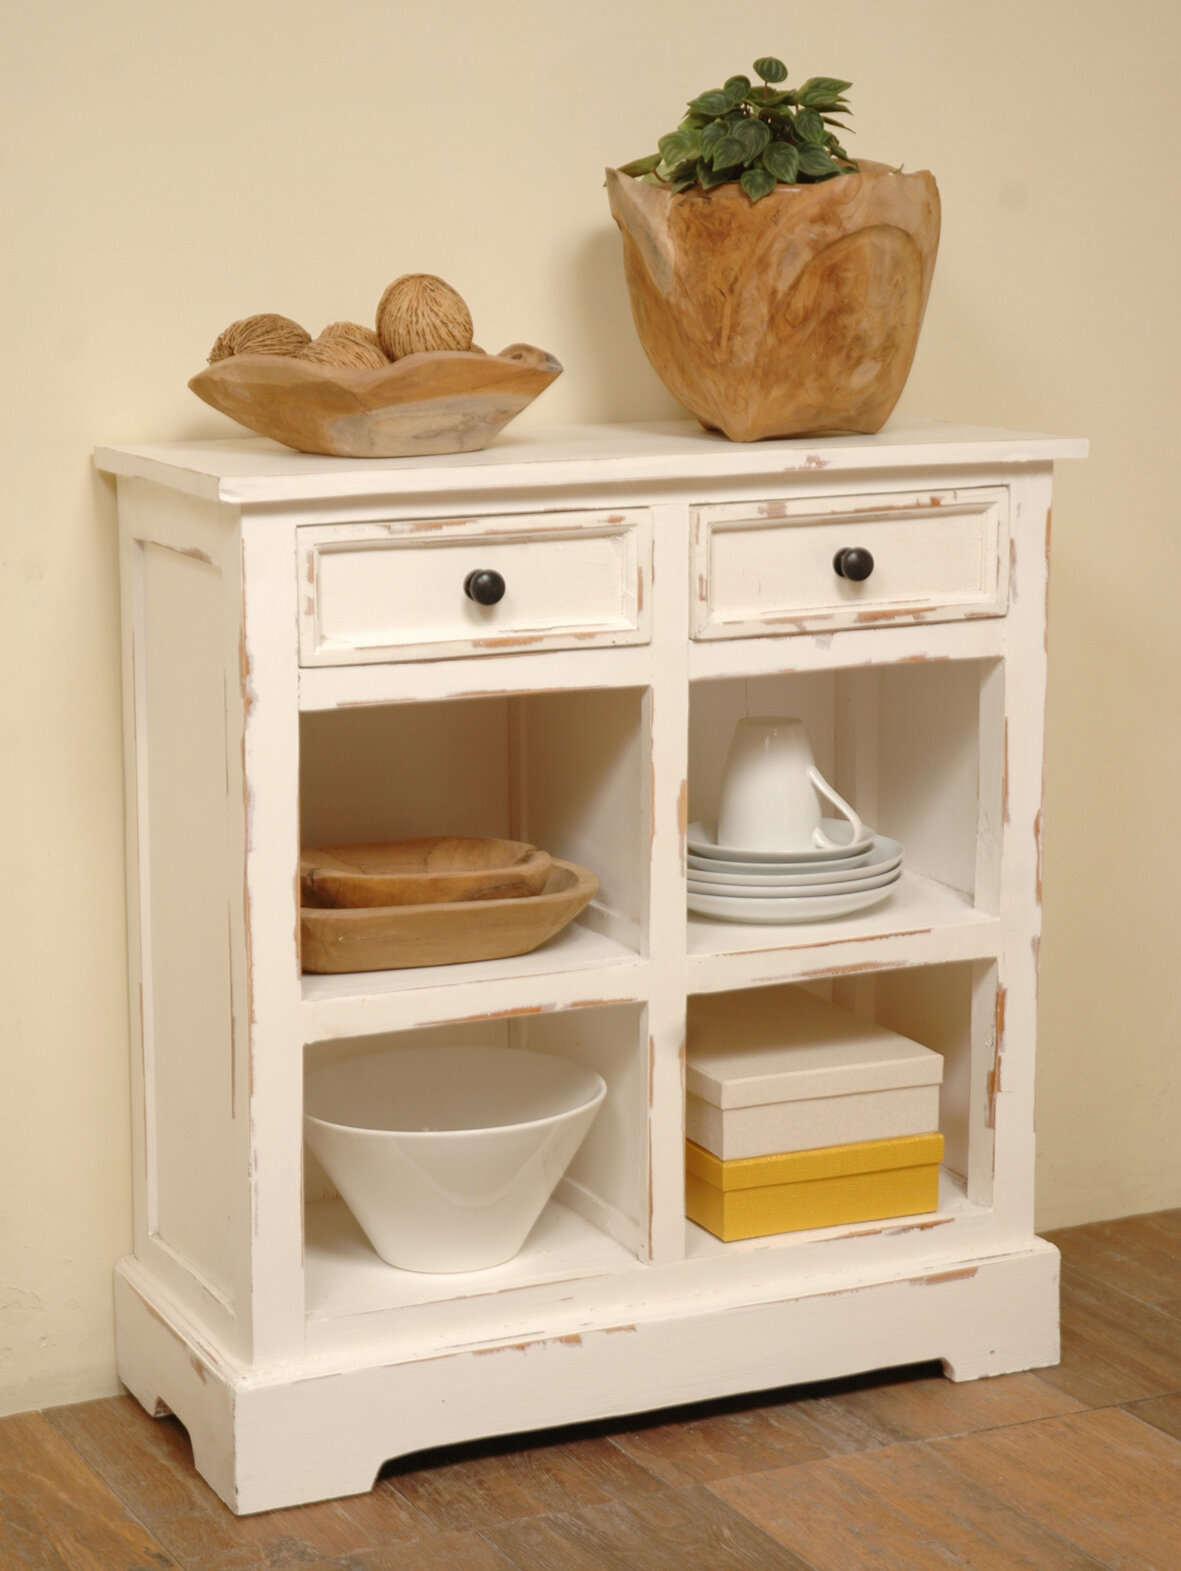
[98, 419, 1085, 1514]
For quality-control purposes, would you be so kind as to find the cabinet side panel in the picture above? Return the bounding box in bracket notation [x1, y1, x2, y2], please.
[135, 541, 238, 1306]
[876, 659, 984, 897]
[515, 687, 647, 950]
[867, 962, 980, 1189]
[526, 1004, 648, 1255]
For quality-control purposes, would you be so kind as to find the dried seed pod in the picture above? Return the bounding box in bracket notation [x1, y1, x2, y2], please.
[300, 321, 390, 370]
[376, 274, 473, 360]
[208, 313, 310, 363]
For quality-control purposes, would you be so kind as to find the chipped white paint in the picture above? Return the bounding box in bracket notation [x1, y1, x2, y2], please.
[692, 487, 1010, 640]
[100, 421, 1084, 1514]
[298, 507, 652, 666]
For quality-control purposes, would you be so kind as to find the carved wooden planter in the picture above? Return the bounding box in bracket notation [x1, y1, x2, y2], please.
[606, 161, 940, 441]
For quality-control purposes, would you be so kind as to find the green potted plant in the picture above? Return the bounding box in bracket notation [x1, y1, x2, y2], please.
[606, 57, 940, 441]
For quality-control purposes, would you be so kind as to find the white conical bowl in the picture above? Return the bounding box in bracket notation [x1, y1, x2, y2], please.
[305, 1046, 607, 1273]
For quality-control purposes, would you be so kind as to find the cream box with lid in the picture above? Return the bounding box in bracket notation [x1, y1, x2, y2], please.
[686, 986, 943, 1162]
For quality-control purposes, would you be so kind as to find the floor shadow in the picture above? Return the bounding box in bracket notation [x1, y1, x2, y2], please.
[376, 1358, 945, 1480]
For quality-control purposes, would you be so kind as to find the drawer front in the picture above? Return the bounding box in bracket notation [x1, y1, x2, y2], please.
[692, 487, 1010, 640]
[299, 508, 652, 665]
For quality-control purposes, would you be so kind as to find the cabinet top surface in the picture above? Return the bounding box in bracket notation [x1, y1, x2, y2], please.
[95, 417, 1087, 506]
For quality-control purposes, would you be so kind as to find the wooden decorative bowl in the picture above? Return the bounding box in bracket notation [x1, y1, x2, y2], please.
[299, 837, 553, 909]
[606, 162, 939, 440]
[188, 343, 562, 459]
[299, 859, 598, 974]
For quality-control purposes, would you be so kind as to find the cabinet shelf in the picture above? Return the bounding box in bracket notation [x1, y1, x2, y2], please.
[687, 870, 1000, 993]
[306, 1172, 992, 1348]
[305, 1196, 645, 1322]
[300, 924, 647, 1040]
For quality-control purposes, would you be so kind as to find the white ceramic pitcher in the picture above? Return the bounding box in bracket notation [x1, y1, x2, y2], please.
[716, 716, 863, 853]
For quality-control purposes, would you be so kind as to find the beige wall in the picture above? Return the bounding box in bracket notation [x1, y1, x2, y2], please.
[2, 0, 1178, 1417]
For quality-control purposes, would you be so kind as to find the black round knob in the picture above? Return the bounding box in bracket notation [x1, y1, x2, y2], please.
[833, 546, 875, 582]
[464, 569, 506, 606]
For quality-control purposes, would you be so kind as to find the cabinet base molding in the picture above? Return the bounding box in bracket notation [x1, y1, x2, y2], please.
[115, 1243, 1060, 1515]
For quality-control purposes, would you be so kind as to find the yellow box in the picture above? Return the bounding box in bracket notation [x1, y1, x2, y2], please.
[685, 1131, 944, 1241]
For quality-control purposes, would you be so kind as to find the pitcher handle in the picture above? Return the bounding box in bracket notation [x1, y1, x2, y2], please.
[806, 767, 864, 851]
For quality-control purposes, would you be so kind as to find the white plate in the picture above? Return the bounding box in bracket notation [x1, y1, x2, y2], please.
[688, 845, 876, 875]
[688, 817, 875, 864]
[687, 882, 897, 924]
[689, 866, 902, 899]
[688, 835, 901, 887]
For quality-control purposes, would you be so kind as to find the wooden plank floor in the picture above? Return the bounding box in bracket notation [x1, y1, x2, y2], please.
[4, 1210, 1180, 1569]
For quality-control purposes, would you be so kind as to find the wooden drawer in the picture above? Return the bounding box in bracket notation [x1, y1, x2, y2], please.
[299, 508, 652, 665]
[691, 487, 1009, 640]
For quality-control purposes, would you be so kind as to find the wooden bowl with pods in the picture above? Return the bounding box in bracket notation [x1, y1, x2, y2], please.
[193, 277, 560, 458]
[189, 343, 562, 459]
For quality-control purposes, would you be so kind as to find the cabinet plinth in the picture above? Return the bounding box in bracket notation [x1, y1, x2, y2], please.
[99, 418, 1085, 1514]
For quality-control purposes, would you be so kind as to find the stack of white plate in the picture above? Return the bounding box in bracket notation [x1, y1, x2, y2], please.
[687, 819, 903, 924]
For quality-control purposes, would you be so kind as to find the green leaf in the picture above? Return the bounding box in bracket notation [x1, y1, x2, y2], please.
[687, 89, 733, 117]
[797, 142, 840, 178]
[761, 141, 800, 183]
[679, 113, 709, 130]
[698, 159, 738, 189]
[741, 166, 778, 201]
[732, 116, 772, 162]
[753, 56, 788, 83]
[617, 153, 662, 177]
[710, 134, 747, 169]
[658, 129, 702, 167]
[700, 120, 729, 160]
[795, 107, 827, 144]
[797, 77, 852, 104]
[723, 75, 752, 104]
[746, 86, 792, 108]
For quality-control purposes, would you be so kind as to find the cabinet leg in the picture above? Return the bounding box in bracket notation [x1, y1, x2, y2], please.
[937, 1241, 1061, 1382]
